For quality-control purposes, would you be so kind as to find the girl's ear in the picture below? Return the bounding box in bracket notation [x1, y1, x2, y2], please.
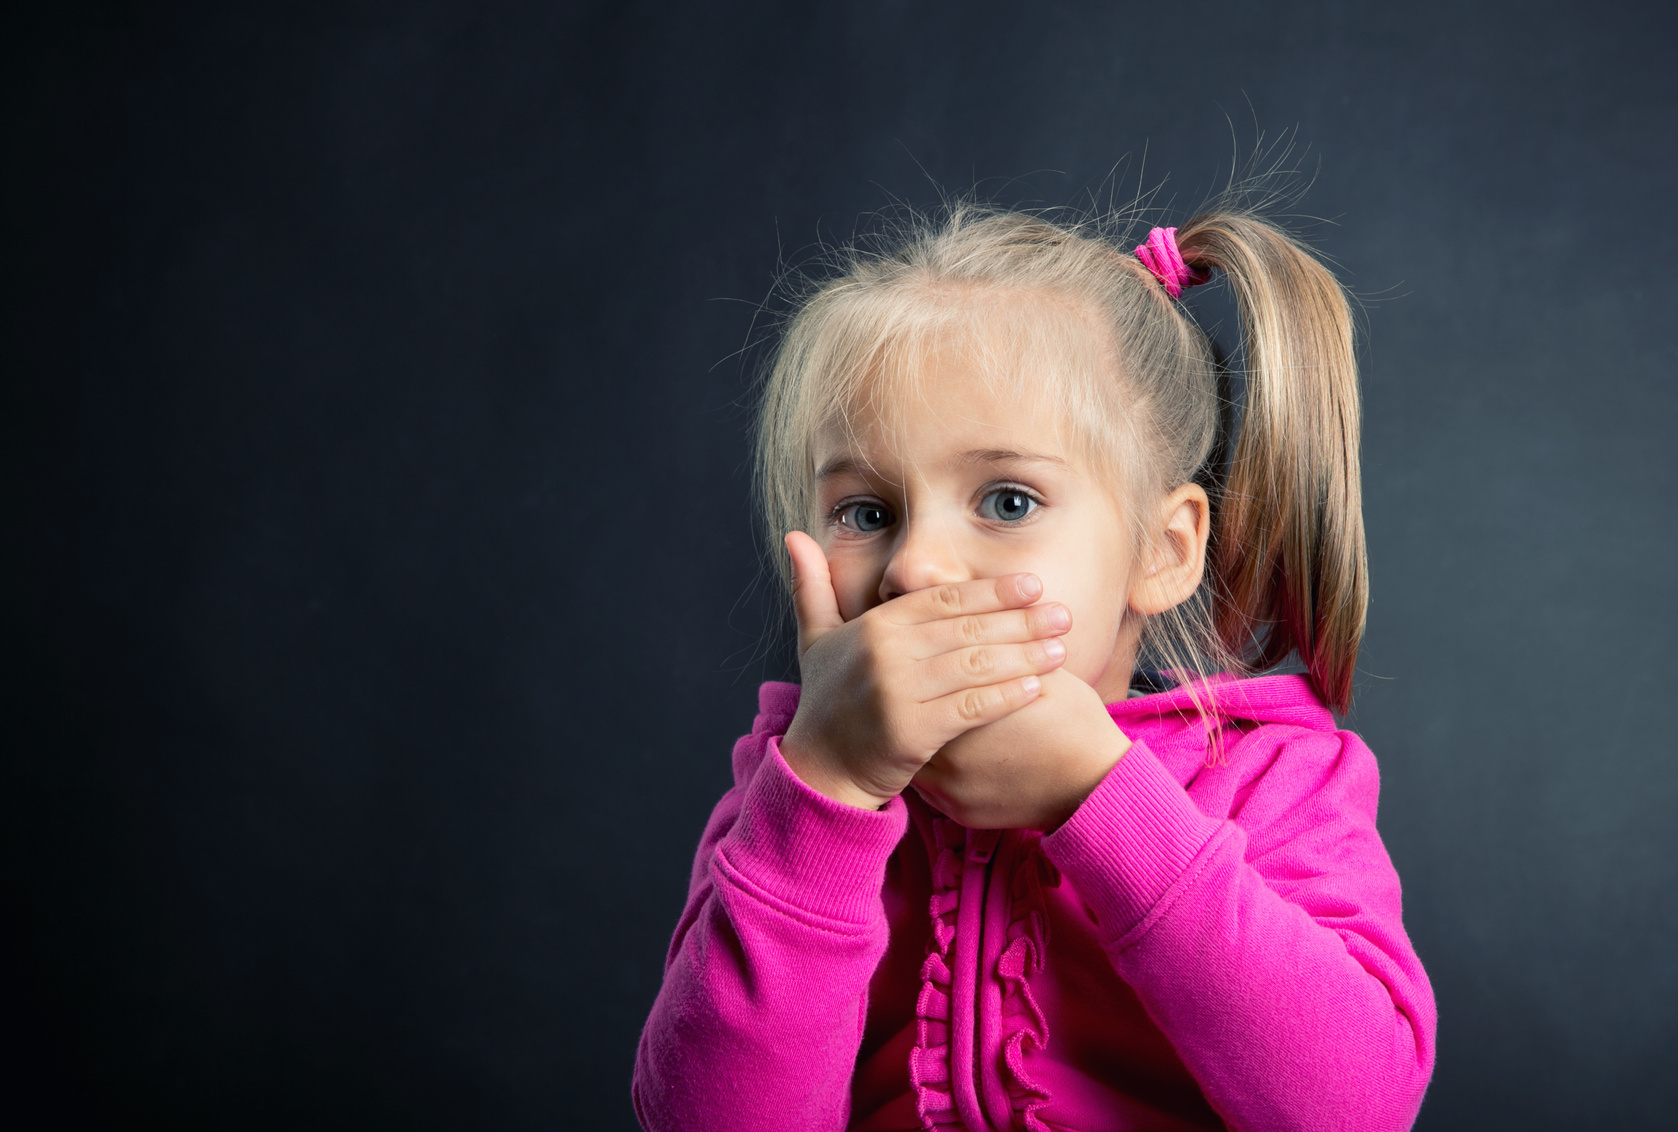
[1129, 484, 1211, 616]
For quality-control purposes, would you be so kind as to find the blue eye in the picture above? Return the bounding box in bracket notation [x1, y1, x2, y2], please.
[838, 501, 894, 532]
[981, 488, 1038, 523]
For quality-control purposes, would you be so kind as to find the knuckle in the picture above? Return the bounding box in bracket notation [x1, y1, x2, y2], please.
[962, 647, 994, 678]
[957, 688, 990, 722]
[958, 615, 985, 644]
[932, 584, 964, 614]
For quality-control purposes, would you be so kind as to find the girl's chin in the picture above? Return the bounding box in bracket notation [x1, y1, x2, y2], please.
[907, 782, 949, 818]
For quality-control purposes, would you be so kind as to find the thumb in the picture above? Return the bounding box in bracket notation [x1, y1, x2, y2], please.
[785, 531, 844, 653]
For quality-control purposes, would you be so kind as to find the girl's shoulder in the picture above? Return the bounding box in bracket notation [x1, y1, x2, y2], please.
[751, 680, 803, 728]
[1113, 671, 1338, 733]
[729, 681, 802, 786]
[1113, 673, 1381, 812]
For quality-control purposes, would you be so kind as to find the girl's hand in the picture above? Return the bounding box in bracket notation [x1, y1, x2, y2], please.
[911, 667, 1131, 830]
[778, 532, 1072, 811]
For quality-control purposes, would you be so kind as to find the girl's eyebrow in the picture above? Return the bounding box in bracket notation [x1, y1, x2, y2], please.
[815, 450, 1066, 481]
[815, 456, 872, 481]
[960, 448, 1069, 467]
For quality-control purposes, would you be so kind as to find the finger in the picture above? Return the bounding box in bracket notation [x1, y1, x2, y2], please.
[917, 637, 1067, 701]
[881, 573, 1044, 626]
[785, 531, 844, 653]
[923, 675, 1043, 737]
[905, 602, 1072, 660]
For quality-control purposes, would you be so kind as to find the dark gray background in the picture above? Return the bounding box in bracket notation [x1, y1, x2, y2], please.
[5, 1, 1675, 1128]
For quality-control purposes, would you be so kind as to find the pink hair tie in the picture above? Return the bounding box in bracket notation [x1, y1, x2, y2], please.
[1135, 226, 1210, 299]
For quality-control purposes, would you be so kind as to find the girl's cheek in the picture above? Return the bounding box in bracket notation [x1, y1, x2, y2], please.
[1062, 637, 1112, 685]
[1041, 576, 1129, 682]
[823, 549, 879, 621]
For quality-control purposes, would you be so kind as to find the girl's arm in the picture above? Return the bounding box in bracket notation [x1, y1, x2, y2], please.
[636, 543, 1068, 1129]
[1041, 726, 1436, 1132]
[632, 703, 907, 1132]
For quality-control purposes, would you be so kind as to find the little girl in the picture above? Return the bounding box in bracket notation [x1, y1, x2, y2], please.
[633, 192, 1436, 1131]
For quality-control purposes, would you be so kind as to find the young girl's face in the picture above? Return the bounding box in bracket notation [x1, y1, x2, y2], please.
[810, 327, 1147, 704]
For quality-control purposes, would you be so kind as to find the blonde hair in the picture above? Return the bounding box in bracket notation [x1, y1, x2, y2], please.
[753, 194, 1366, 714]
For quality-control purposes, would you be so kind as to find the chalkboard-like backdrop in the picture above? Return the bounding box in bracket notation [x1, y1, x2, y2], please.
[5, 2, 1675, 1129]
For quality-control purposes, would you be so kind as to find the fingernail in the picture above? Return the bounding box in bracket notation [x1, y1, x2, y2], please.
[1016, 574, 1042, 600]
[1042, 637, 1066, 661]
[1021, 675, 1041, 694]
[1045, 604, 1071, 631]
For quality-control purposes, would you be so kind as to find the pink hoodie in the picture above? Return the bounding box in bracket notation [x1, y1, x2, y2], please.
[633, 675, 1435, 1131]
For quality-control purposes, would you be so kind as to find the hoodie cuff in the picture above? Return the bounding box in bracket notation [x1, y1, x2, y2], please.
[713, 736, 909, 926]
[1042, 738, 1225, 940]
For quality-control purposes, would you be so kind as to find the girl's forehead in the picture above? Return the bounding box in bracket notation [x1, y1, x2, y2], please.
[802, 285, 1120, 479]
[812, 345, 1082, 474]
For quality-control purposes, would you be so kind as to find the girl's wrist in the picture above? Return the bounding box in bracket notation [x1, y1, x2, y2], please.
[1046, 722, 1132, 830]
[779, 736, 894, 812]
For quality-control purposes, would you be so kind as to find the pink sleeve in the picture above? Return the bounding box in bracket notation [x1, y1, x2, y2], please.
[1041, 730, 1436, 1132]
[632, 729, 908, 1132]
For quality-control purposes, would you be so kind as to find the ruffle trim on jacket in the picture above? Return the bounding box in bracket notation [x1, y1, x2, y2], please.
[909, 818, 1061, 1132]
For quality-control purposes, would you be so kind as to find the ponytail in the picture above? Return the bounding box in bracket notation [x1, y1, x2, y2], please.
[1175, 213, 1366, 713]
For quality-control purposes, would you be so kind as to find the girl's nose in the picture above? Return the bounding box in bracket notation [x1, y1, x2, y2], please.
[878, 517, 968, 603]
